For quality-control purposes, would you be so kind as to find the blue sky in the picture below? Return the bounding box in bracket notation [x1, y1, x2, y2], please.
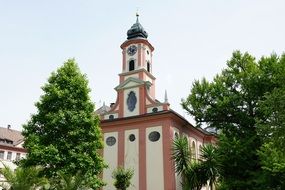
[0, 0, 284, 131]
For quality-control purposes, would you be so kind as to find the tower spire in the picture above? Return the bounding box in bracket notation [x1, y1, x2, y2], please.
[164, 90, 168, 103]
[127, 10, 148, 39]
[136, 11, 139, 23]
[102, 101, 107, 112]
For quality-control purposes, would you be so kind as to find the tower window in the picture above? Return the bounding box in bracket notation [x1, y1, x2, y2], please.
[147, 61, 151, 72]
[129, 60, 135, 71]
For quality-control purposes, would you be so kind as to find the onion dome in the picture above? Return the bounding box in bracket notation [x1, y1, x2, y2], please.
[127, 13, 148, 40]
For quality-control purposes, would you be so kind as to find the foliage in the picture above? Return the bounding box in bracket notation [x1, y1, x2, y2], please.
[184, 161, 206, 190]
[257, 142, 285, 189]
[21, 59, 106, 189]
[200, 144, 221, 190]
[258, 87, 285, 149]
[172, 136, 220, 190]
[172, 136, 191, 176]
[0, 164, 47, 190]
[181, 51, 285, 189]
[257, 85, 285, 189]
[48, 171, 90, 190]
[112, 167, 134, 190]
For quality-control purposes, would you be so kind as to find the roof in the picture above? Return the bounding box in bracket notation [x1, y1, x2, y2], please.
[127, 14, 148, 40]
[114, 77, 150, 91]
[0, 126, 24, 147]
[95, 103, 111, 115]
[101, 109, 215, 137]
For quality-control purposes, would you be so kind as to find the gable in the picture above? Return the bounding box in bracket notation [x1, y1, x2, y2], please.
[115, 77, 147, 90]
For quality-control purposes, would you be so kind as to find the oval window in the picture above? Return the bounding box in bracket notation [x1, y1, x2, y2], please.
[129, 134, 136, 142]
[109, 115, 114, 120]
[106, 136, 116, 146]
[127, 91, 137, 112]
[148, 131, 160, 142]
[152, 107, 158, 113]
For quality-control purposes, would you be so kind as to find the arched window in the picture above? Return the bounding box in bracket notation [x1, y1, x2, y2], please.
[147, 61, 151, 72]
[191, 141, 196, 160]
[199, 145, 203, 159]
[129, 60, 135, 71]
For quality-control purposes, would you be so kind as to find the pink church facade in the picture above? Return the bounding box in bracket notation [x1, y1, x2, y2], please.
[97, 15, 216, 190]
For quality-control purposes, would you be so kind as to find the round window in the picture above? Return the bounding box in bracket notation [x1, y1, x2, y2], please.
[148, 131, 160, 142]
[129, 134, 136, 142]
[109, 115, 114, 120]
[106, 136, 116, 146]
[152, 107, 158, 113]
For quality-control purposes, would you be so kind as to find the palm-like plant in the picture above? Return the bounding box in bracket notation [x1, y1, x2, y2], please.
[0, 164, 47, 190]
[112, 166, 134, 190]
[172, 136, 206, 190]
[172, 136, 220, 190]
[48, 171, 89, 190]
[185, 162, 207, 190]
[172, 136, 191, 176]
[200, 144, 221, 190]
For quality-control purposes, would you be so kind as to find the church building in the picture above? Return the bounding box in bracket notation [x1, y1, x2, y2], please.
[97, 15, 216, 190]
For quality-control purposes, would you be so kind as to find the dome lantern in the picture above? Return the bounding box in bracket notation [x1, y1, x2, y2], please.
[127, 13, 148, 40]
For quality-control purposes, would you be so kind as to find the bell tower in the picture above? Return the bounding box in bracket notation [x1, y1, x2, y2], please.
[100, 14, 169, 120]
[119, 13, 155, 97]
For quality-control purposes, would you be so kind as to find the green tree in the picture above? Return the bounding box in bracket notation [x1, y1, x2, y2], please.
[21, 59, 105, 189]
[0, 164, 47, 190]
[181, 51, 285, 189]
[112, 167, 134, 190]
[258, 142, 285, 189]
[257, 85, 285, 189]
[258, 87, 285, 150]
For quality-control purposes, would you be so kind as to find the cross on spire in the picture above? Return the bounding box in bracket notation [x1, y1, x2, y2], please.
[136, 11, 139, 23]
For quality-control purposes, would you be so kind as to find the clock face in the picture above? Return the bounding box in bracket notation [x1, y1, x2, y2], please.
[127, 45, 137, 56]
[127, 91, 137, 112]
